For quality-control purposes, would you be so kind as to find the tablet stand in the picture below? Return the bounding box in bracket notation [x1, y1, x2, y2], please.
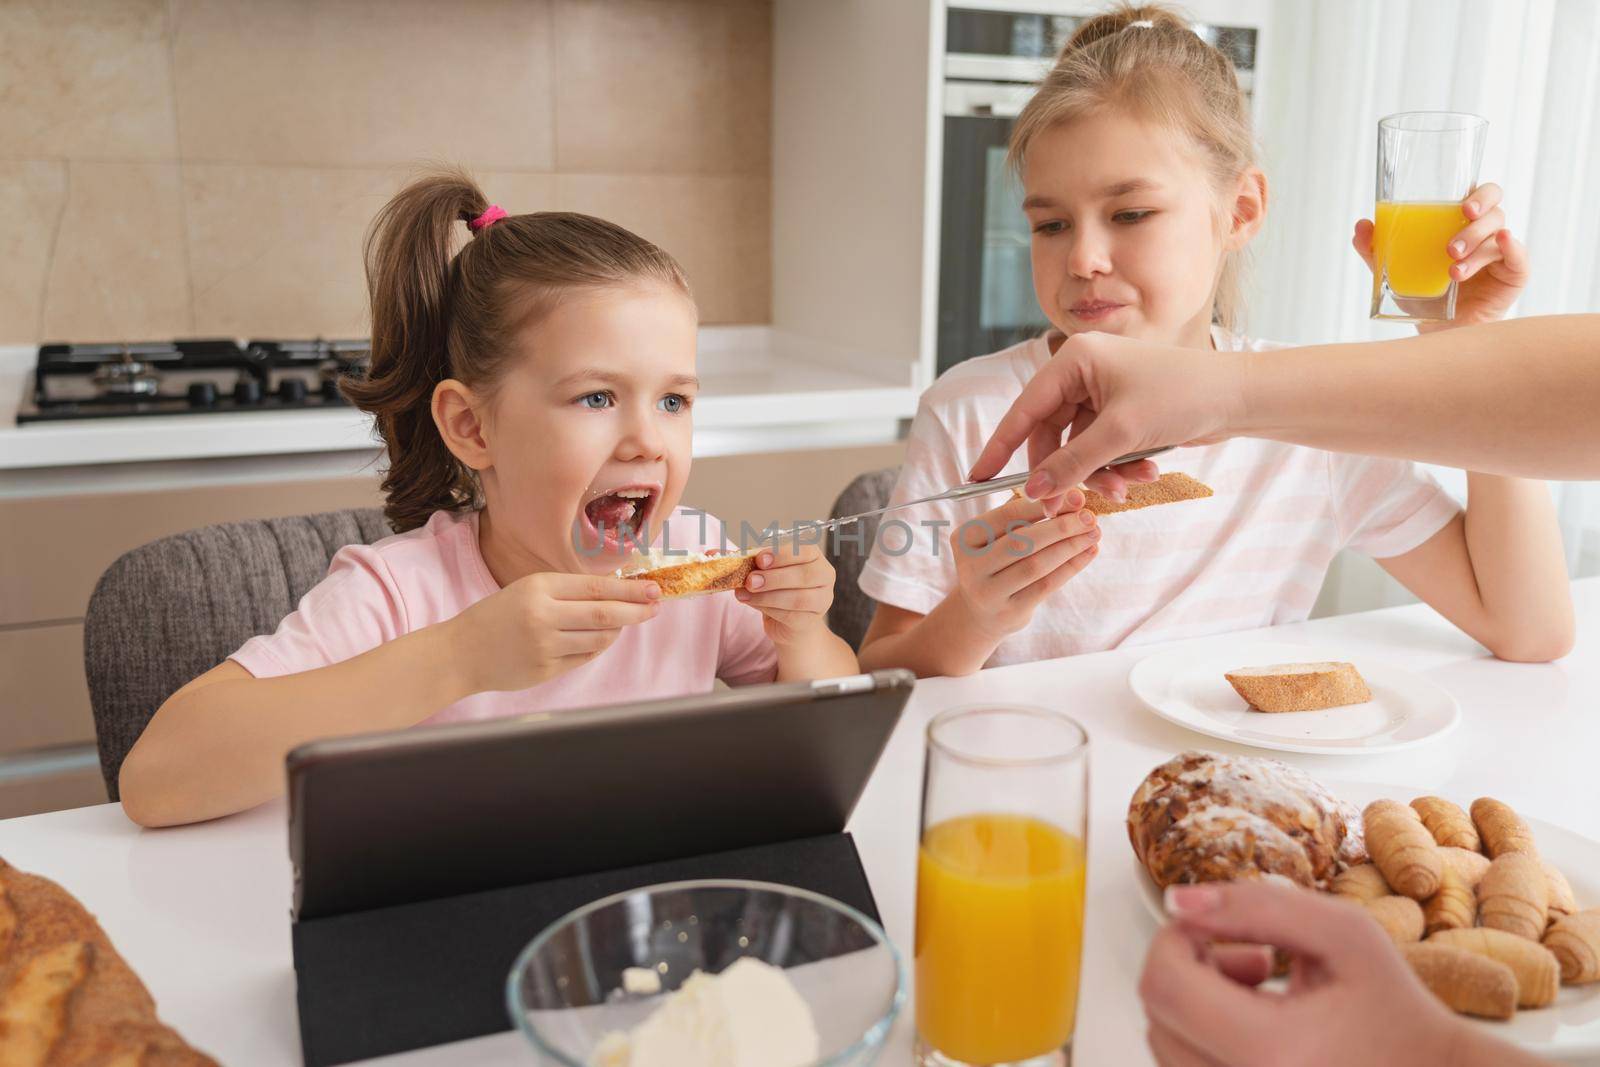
[291, 831, 880, 1066]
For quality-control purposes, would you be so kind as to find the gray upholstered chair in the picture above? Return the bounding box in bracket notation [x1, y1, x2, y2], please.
[83, 508, 391, 800]
[823, 466, 901, 651]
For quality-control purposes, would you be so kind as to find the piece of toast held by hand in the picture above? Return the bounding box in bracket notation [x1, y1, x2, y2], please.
[615, 549, 758, 599]
[1012, 471, 1213, 515]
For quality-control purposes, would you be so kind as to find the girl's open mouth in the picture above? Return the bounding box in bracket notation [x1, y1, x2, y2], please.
[579, 485, 659, 552]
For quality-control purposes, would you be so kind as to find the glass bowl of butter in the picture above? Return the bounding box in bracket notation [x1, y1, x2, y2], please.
[507, 879, 905, 1066]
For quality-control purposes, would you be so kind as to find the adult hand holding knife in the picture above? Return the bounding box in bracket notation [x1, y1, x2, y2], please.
[795, 444, 1171, 539]
[968, 319, 1600, 508]
[968, 331, 1218, 516]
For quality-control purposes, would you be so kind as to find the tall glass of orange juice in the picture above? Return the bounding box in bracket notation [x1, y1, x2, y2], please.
[1371, 111, 1487, 322]
[914, 705, 1088, 1067]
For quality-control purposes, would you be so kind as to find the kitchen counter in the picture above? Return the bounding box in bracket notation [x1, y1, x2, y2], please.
[0, 327, 918, 487]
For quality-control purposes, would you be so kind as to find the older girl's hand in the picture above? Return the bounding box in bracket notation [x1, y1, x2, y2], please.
[1353, 182, 1531, 331]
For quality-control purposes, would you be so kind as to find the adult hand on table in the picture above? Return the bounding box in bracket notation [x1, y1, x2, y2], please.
[966, 331, 1242, 512]
[1140, 879, 1551, 1067]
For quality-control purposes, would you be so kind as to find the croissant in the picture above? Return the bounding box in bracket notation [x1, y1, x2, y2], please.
[1429, 927, 1561, 1008]
[1545, 861, 1579, 920]
[1411, 796, 1480, 851]
[1477, 852, 1548, 942]
[1364, 800, 1442, 900]
[1363, 895, 1425, 945]
[1543, 910, 1600, 984]
[1439, 846, 1491, 890]
[1422, 865, 1475, 936]
[1332, 863, 1390, 902]
[1471, 798, 1539, 859]
[1400, 943, 1517, 1019]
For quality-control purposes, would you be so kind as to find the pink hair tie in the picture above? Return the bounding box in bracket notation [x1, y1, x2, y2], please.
[468, 205, 507, 232]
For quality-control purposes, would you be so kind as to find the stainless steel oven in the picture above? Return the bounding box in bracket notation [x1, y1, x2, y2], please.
[935, 4, 1264, 374]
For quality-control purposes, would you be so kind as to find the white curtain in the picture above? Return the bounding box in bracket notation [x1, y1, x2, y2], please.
[1246, 0, 1600, 615]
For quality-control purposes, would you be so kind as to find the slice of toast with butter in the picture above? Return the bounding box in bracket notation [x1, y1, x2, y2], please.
[615, 549, 758, 599]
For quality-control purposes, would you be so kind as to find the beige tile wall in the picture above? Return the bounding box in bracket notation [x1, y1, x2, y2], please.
[0, 0, 772, 344]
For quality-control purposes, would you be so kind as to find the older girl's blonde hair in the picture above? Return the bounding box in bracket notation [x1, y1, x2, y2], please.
[1008, 3, 1256, 331]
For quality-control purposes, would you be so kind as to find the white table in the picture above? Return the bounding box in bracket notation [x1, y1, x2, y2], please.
[3, 579, 1597, 1066]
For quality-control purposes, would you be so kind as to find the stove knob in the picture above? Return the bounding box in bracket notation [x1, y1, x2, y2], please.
[278, 378, 308, 404]
[186, 381, 218, 407]
[320, 377, 343, 401]
[233, 379, 263, 405]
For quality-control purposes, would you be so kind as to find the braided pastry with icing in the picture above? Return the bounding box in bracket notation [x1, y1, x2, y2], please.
[1127, 751, 1366, 890]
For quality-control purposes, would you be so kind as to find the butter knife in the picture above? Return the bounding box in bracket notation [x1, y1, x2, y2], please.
[771, 445, 1174, 539]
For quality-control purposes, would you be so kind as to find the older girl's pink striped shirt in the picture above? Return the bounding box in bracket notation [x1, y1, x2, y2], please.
[858, 329, 1460, 667]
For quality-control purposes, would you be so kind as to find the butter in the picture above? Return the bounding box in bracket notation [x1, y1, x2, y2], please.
[621, 967, 662, 995]
[590, 957, 820, 1067]
[613, 549, 719, 578]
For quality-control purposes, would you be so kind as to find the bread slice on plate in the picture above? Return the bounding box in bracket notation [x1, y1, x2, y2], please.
[1225, 662, 1372, 713]
[615, 550, 757, 599]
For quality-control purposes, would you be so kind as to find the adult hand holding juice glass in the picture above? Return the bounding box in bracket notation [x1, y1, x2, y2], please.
[1361, 112, 1528, 327]
[915, 705, 1088, 1067]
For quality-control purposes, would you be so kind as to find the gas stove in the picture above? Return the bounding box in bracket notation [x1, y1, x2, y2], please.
[15, 338, 370, 424]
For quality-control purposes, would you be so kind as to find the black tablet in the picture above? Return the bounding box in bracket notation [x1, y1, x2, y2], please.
[286, 670, 915, 919]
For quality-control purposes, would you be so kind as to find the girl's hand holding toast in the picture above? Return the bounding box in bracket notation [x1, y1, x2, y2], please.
[736, 544, 859, 681]
[735, 543, 836, 645]
[950, 492, 1101, 640]
[450, 573, 662, 693]
[1353, 182, 1531, 331]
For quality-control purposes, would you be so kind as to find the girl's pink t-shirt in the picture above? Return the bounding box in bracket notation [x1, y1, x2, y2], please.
[229, 507, 779, 725]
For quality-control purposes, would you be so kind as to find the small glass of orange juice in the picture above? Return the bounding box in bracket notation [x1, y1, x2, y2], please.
[1371, 111, 1487, 323]
[914, 705, 1088, 1067]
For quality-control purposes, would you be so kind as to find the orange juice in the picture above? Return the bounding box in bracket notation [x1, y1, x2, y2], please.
[1373, 200, 1465, 298]
[915, 813, 1086, 1063]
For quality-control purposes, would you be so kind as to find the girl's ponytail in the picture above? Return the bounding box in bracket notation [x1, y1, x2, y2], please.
[1062, 4, 1194, 54]
[347, 166, 693, 532]
[345, 168, 489, 532]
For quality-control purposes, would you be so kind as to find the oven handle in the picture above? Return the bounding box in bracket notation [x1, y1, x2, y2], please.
[943, 81, 1032, 119]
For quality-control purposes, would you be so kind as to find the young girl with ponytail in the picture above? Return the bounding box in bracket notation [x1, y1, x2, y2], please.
[120, 168, 856, 827]
[857, 3, 1571, 677]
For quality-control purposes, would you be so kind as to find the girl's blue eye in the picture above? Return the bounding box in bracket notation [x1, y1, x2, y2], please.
[659, 394, 690, 414]
[579, 391, 614, 410]
[1033, 220, 1067, 236]
[1114, 210, 1154, 224]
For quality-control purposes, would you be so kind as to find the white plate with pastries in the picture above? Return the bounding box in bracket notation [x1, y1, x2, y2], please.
[1128, 757, 1600, 1059]
[1128, 640, 1460, 755]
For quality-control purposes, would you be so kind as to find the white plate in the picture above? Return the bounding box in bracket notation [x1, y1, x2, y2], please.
[1128, 641, 1459, 755]
[1132, 782, 1600, 1059]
